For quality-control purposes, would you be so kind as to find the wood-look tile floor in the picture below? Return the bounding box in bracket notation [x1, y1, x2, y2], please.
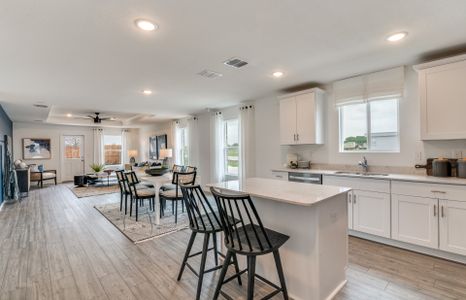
[1, 184, 466, 300]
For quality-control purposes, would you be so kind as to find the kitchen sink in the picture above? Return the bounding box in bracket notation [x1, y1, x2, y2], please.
[333, 171, 389, 177]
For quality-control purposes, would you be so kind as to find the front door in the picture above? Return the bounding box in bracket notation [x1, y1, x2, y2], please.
[62, 135, 85, 182]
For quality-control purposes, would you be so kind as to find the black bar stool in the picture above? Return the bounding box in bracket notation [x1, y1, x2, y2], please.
[178, 184, 242, 300]
[210, 187, 290, 300]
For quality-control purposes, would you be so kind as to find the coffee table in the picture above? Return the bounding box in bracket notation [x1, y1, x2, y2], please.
[86, 170, 115, 186]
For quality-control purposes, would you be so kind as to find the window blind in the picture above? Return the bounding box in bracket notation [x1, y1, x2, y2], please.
[334, 66, 404, 106]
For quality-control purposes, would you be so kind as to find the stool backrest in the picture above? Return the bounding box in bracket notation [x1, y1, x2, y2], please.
[180, 184, 221, 232]
[210, 187, 272, 252]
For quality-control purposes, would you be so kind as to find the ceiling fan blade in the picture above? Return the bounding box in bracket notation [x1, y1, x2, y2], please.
[99, 117, 111, 121]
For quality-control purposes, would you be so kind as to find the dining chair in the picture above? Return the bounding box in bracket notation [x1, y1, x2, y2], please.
[178, 184, 242, 300]
[210, 187, 290, 300]
[124, 171, 156, 221]
[159, 170, 196, 223]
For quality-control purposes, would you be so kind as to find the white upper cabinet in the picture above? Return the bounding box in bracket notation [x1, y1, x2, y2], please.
[414, 54, 466, 140]
[279, 88, 325, 145]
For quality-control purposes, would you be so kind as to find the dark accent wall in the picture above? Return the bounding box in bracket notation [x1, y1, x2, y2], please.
[0, 104, 12, 204]
[0, 104, 12, 141]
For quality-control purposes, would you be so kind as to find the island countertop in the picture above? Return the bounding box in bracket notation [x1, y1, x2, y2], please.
[206, 177, 350, 206]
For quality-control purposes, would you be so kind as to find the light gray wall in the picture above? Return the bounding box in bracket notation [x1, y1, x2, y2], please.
[13, 122, 139, 182]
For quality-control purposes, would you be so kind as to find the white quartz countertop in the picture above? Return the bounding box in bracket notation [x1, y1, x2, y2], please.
[206, 177, 350, 206]
[272, 168, 466, 186]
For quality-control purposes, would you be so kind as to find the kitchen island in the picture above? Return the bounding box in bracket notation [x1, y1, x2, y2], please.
[207, 178, 351, 300]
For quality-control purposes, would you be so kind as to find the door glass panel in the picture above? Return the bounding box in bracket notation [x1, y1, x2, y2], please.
[64, 136, 83, 159]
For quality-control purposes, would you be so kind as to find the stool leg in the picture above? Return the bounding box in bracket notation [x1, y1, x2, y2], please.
[212, 232, 219, 266]
[213, 250, 232, 300]
[129, 195, 133, 216]
[247, 256, 256, 300]
[124, 194, 128, 215]
[175, 201, 178, 223]
[136, 198, 139, 221]
[232, 253, 242, 286]
[195, 233, 210, 300]
[120, 193, 123, 211]
[177, 231, 197, 281]
[273, 250, 289, 300]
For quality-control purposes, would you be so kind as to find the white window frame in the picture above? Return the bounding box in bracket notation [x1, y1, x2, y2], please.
[223, 118, 239, 181]
[338, 98, 400, 153]
[176, 126, 189, 166]
[103, 134, 123, 166]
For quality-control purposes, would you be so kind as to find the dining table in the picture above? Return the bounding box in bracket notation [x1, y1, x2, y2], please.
[136, 170, 172, 225]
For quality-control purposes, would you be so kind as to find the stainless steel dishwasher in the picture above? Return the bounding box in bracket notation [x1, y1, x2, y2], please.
[288, 172, 322, 184]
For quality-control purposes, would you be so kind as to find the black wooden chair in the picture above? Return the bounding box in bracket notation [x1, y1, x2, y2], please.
[159, 170, 197, 223]
[116, 170, 130, 213]
[124, 171, 156, 222]
[210, 187, 290, 300]
[178, 184, 242, 300]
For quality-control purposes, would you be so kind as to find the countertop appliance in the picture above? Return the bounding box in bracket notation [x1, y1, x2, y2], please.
[288, 172, 322, 184]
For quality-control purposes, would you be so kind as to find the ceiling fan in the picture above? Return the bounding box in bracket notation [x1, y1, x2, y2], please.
[86, 112, 114, 124]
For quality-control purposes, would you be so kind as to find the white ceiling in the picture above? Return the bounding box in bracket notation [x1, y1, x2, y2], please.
[1, 0, 466, 123]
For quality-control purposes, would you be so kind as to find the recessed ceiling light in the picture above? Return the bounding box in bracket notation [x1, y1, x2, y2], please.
[66, 113, 72, 117]
[273, 71, 284, 78]
[135, 19, 158, 31]
[142, 90, 153, 95]
[386, 32, 407, 42]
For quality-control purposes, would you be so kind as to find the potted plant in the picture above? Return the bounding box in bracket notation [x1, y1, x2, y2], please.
[89, 163, 105, 174]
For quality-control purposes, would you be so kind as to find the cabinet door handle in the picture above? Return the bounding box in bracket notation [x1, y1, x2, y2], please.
[297, 133, 299, 141]
[431, 190, 446, 194]
[348, 194, 352, 203]
[353, 195, 357, 204]
[293, 134, 296, 141]
[434, 204, 437, 217]
[441, 206, 445, 218]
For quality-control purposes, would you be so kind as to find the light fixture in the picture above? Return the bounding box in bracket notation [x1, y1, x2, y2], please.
[135, 19, 158, 31]
[273, 71, 284, 78]
[386, 32, 407, 42]
[66, 113, 72, 118]
[142, 90, 153, 95]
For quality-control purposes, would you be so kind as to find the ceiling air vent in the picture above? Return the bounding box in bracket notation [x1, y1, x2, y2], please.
[197, 69, 223, 79]
[223, 57, 248, 68]
[33, 103, 49, 109]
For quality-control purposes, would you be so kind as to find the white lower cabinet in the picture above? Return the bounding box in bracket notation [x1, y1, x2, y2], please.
[439, 199, 466, 256]
[347, 192, 353, 229]
[352, 190, 391, 238]
[392, 194, 439, 248]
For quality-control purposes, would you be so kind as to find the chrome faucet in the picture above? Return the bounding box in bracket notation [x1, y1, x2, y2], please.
[358, 156, 368, 173]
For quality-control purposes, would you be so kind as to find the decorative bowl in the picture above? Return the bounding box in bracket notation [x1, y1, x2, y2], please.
[145, 167, 169, 176]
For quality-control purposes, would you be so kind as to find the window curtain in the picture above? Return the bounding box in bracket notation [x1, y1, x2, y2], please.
[187, 117, 199, 168]
[334, 66, 404, 106]
[93, 128, 104, 165]
[121, 129, 129, 165]
[239, 105, 255, 181]
[173, 120, 185, 165]
[211, 112, 224, 182]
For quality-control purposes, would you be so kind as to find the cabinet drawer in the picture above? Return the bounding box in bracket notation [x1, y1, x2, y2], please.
[323, 175, 390, 193]
[271, 171, 288, 181]
[392, 181, 466, 201]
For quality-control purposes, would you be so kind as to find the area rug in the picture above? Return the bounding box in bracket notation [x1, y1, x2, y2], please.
[94, 203, 189, 243]
[70, 184, 120, 198]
